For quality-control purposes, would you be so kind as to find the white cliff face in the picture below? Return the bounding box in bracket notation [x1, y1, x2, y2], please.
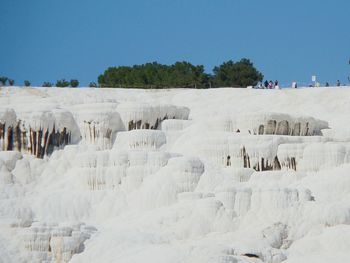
[0, 86, 350, 263]
[0, 105, 80, 158]
[69, 103, 123, 149]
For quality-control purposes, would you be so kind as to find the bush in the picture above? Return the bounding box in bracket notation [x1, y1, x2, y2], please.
[70, 79, 79, 88]
[0, 76, 8, 86]
[212, 59, 263, 87]
[56, 79, 70, 87]
[98, 61, 209, 89]
[24, 80, 31, 87]
[89, 82, 97, 88]
[42, 82, 52, 87]
[97, 59, 262, 89]
[8, 79, 14, 86]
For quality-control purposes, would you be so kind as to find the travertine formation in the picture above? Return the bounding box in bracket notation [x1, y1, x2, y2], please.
[21, 222, 96, 263]
[1, 87, 350, 263]
[0, 108, 78, 158]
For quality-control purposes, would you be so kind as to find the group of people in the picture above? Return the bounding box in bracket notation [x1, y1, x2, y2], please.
[255, 79, 345, 89]
[256, 80, 280, 89]
[309, 80, 342, 87]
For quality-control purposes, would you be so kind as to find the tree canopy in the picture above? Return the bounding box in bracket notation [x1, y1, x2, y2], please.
[56, 79, 70, 87]
[89, 82, 97, 88]
[0, 76, 8, 86]
[212, 59, 263, 87]
[42, 82, 53, 87]
[70, 79, 79, 87]
[98, 61, 210, 89]
[98, 59, 262, 89]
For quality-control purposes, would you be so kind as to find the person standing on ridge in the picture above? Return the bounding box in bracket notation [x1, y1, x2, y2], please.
[274, 80, 280, 89]
[268, 80, 273, 89]
[264, 80, 268, 89]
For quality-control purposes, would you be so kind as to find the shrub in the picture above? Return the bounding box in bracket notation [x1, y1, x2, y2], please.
[42, 82, 53, 87]
[24, 80, 31, 87]
[56, 79, 70, 87]
[70, 79, 79, 88]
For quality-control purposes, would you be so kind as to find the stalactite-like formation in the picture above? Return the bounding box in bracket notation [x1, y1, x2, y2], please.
[21, 222, 96, 262]
[257, 121, 311, 136]
[0, 120, 72, 158]
[117, 103, 190, 131]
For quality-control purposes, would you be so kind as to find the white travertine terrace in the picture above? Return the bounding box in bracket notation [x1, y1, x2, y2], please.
[0, 106, 80, 158]
[0, 86, 350, 263]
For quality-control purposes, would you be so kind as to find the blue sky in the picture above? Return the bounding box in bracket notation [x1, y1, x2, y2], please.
[1, 0, 349, 87]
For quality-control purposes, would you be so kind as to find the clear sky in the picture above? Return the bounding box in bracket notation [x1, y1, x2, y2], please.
[1, 0, 349, 87]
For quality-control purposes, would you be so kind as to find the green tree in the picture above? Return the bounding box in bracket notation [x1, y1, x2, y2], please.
[0, 76, 8, 86]
[98, 61, 210, 89]
[89, 82, 97, 88]
[42, 82, 52, 87]
[24, 80, 31, 87]
[56, 79, 70, 87]
[212, 59, 263, 87]
[8, 79, 14, 86]
[70, 79, 79, 87]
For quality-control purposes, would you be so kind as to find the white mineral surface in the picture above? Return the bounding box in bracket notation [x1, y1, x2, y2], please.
[0, 86, 349, 263]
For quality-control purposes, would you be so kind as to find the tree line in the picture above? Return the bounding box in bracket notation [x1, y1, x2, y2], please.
[98, 59, 263, 88]
[0, 78, 83, 88]
[0, 58, 263, 89]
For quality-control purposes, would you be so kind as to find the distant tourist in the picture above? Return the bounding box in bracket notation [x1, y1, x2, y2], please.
[325, 82, 330, 87]
[292, 81, 297, 89]
[268, 80, 273, 89]
[336, 80, 341, 86]
[274, 80, 280, 89]
[264, 80, 268, 89]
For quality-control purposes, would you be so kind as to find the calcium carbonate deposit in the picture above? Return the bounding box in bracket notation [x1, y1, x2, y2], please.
[1, 86, 350, 263]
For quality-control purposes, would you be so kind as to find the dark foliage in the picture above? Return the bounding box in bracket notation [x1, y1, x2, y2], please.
[98, 61, 210, 89]
[70, 79, 79, 88]
[0, 76, 8, 86]
[42, 82, 53, 87]
[56, 79, 70, 88]
[24, 80, 31, 87]
[88, 82, 97, 88]
[212, 59, 263, 87]
[98, 59, 262, 89]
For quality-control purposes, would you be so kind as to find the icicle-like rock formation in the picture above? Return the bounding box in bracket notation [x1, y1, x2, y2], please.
[73, 149, 174, 191]
[173, 133, 329, 171]
[70, 103, 124, 149]
[0, 106, 80, 158]
[21, 222, 96, 263]
[277, 142, 350, 171]
[114, 130, 167, 151]
[117, 102, 190, 130]
[0, 108, 18, 151]
[199, 113, 328, 135]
